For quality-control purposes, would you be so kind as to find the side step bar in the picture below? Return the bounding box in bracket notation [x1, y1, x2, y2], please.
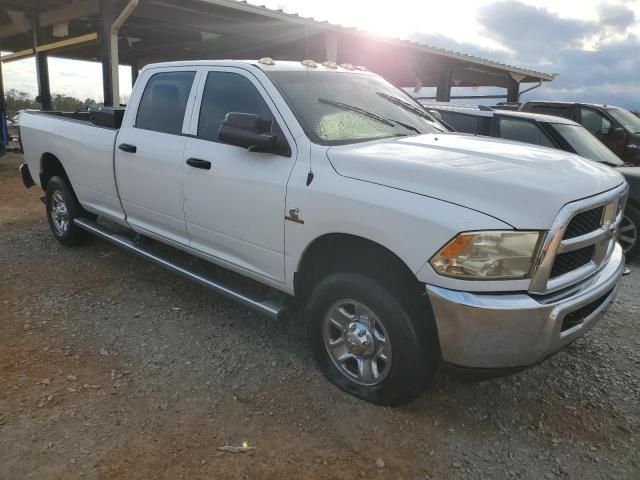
[74, 218, 287, 319]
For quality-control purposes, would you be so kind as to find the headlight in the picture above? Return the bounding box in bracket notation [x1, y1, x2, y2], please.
[430, 231, 544, 280]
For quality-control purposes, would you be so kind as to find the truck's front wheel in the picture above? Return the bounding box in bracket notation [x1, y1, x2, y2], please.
[45, 176, 90, 246]
[620, 203, 639, 261]
[306, 273, 438, 406]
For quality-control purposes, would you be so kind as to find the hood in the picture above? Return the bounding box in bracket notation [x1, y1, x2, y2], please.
[327, 133, 625, 228]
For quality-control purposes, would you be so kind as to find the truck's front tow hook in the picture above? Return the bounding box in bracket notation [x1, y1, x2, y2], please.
[622, 267, 631, 277]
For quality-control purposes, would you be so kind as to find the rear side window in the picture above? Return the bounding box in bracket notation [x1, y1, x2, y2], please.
[498, 117, 555, 148]
[136, 71, 196, 134]
[438, 111, 482, 134]
[529, 105, 572, 119]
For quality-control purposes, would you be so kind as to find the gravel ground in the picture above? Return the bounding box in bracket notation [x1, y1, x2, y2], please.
[1, 152, 638, 479]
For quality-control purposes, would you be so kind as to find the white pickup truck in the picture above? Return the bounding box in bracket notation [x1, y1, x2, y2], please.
[19, 59, 628, 405]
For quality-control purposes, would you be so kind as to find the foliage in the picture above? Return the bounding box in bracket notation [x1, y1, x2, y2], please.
[3, 89, 99, 116]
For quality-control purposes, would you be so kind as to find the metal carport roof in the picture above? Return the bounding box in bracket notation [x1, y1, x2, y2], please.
[0, 0, 555, 107]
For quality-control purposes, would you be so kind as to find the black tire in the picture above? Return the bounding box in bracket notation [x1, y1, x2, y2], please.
[305, 272, 439, 406]
[620, 203, 640, 261]
[45, 176, 90, 246]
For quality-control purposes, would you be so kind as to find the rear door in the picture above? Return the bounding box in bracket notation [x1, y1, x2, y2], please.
[115, 67, 199, 245]
[181, 67, 297, 284]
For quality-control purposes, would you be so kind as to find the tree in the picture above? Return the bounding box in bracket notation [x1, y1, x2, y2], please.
[3, 90, 99, 116]
[4, 89, 38, 115]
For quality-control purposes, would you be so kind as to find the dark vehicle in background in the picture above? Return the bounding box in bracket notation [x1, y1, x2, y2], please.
[519, 101, 640, 166]
[421, 103, 640, 260]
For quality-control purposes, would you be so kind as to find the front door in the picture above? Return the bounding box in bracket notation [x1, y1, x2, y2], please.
[115, 68, 198, 245]
[579, 107, 627, 158]
[182, 68, 297, 283]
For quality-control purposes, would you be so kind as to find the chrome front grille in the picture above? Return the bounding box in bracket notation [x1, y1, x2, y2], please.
[550, 245, 595, 278]
[563, 206, 604, 239]
[530, 184, 628, 294]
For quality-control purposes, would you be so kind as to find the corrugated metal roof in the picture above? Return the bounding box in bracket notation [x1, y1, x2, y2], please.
[203, 0, 555, 82]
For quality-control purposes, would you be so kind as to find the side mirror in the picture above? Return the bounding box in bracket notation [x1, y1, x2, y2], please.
[219, 112, 278, 153]
[608, 126, 626, 140]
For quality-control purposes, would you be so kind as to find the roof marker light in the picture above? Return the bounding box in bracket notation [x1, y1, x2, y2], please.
[322, 61, 338, 69]
[258, 57, 275, 65]
[340, 63, 355, 70]
[354, 65, 367, 71]
[301, 59, 317, 68]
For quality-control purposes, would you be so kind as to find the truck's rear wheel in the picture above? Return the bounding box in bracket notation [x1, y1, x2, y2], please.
[306, 273, 438, 406]
[45, 176, 90, 246]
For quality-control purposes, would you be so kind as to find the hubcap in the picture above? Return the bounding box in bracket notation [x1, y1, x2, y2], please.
[323, 299, 392, 386]
[50, 190, 69, 234]
[618, 214, 638, 254]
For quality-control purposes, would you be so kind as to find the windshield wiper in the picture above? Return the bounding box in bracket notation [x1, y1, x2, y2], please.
[376, 91, 435, 121]
[318, 98, 422, 134]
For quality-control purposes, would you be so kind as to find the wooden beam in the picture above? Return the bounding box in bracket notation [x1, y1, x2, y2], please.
[0, 33, 98, 62]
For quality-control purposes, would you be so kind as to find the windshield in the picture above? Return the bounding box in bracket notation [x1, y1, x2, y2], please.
[554, 123, 624, 166]
[268, 71, 445, 145]
[607, 107, 640, 134]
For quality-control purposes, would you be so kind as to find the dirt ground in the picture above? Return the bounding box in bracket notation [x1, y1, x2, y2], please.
[1, 152, 638, 479]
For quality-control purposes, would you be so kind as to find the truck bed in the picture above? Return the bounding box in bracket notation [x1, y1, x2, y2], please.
[20, 110, 126, 223]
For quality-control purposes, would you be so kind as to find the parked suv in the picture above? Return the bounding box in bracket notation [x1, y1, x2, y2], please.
[519, 101, 640, 165]
[421, 104, 639, 260]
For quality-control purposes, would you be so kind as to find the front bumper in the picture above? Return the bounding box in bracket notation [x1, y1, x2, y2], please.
[426, 243, 624, 369]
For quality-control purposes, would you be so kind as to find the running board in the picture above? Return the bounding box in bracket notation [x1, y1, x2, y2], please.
[74, 218, 287, 319]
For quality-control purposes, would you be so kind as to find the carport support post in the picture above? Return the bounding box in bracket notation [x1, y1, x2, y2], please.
[507, 78, 520, 103]
[99, 0, 116, 106]
[436, 68, 452, 102]
[131, 60, 139, 87]
[0, 62, 6, 146]
[32, 16, 52, 111]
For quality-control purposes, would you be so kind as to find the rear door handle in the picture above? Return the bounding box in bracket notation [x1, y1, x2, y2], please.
[186, 158, 212, 170]
[118, 143, 137, 153]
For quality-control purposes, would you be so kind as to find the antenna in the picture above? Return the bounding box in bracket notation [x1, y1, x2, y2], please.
[305, 22, 314, 186]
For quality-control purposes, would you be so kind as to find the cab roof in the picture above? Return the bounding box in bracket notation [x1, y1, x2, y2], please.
[522, 100, 620, 110]
[423, 103, 580, 126]
[142, 59, 378, 75]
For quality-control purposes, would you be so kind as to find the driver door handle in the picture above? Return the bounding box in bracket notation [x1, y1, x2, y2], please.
[118, 143, 137, 153]
[186, 158, 212, 170]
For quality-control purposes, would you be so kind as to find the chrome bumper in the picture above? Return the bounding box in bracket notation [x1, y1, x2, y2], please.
[426, 243, 624, 369]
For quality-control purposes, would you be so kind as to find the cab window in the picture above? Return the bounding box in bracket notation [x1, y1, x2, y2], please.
[135, 71, 196, 134]
[580, 108, 612, 136]
[437, 111, 482, 134]
[497, 117, 555, 148]
[197, 72, 275, 141]
[529, 105, 572, 119]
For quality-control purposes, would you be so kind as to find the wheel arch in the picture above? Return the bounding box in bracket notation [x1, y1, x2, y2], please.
[294, 233, 423, 301]
[39, 153, 83, 207]
[40, 153, 69, 190]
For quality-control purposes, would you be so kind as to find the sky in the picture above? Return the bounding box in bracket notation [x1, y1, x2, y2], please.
[2, 0, 639, 109]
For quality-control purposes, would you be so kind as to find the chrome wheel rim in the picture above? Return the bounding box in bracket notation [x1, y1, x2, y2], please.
[50, 190, 69, 235]
[619, 214, 637, 254]
[322, 299, 392, 386]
